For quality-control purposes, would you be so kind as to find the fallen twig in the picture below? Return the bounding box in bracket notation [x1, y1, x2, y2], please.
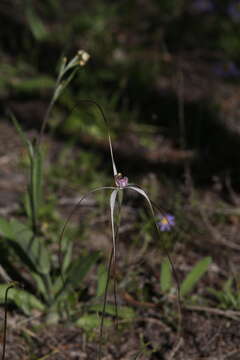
[185, 304, 240, 321]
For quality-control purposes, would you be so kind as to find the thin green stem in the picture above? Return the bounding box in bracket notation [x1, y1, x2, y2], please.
[38, 90, 58, 146]
[42, 274, 54, 305]
[2, 284, 14, 360]
[113, 190, 123, 329]
[98, 246, 113, 360]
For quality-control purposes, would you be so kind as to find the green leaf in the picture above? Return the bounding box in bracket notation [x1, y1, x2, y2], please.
[89, 304, 135, 319]
[30, 144, 43, 227]
[8, 219, 50, 275]
[237, 291, 240, 308]
[26, 8, 48, 41]
[52, 276, 65, 296]
[61, 237, 73, 274]
[9, 114, 42, 228]
[208, 287, 222, 299]
[180, 257, 212, 297]
[160, 257, 172, 293]
[11, 77, 54, 93]
[0, 284, 45, 315]
[31, 272, 47, 296]
[9, 112, 31, 150]
[223, 277, 234, 294]
[0, 217, 14, 239]
[23, 191, 32, 220]
[223, 279, 238, 308]
[53, 68, 78, 102]
[76, 314, 111, 331]
[66, 252, 99, 288]
[96, 264, 108, 297]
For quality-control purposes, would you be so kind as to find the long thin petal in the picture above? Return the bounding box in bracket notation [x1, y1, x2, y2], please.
[127, 186, 156, 219]
[108, 133, 118, 176]
[110, 189, 120, 263]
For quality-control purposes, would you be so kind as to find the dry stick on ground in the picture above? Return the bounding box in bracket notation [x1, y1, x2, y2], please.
[136, 316, 173, 333]
[223, 349, 240, 359]
[225, 175, 240, 207]
[185, 304, 240, 321]
[201, 322, 224, 352]
[199, 206, 240, 251]
[167, 337, 184, 360]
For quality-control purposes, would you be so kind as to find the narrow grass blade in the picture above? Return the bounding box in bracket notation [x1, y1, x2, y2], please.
[223, 278, 237, 308]
[160, 257, 173, 293]
[180, 256, 212, 297]
[90, 304, 135, 319]
[66, 252, 99, 288]
[0, 218, 50, 275]
[26, 7, 48, 41]
[10, 219, 50, 275]
[53, 68, 78, 102]
[76, 314, 112, 332]
[0, 218, 14, 239]
[8, 112, 31, 149]
[97, 264, 108, 297]
[30, 145, 43, 230]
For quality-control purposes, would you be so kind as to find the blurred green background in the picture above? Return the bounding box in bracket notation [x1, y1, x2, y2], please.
[2, 0, 240, 189]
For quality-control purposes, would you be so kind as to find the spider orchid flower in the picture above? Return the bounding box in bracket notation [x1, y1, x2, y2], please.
[115, 173, 129, 188]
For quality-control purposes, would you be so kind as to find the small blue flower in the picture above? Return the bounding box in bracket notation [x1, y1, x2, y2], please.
[190, 0, 214, 13]
[158, 214, 175, 232]
[228, 1, 240, 22]
[212, 61, 240, 78]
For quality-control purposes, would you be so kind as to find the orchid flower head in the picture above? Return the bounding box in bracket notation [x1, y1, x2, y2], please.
[115, 173, 128, 188]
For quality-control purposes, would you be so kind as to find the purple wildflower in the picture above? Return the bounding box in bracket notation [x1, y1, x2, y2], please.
[228, 1, 240, 22]
[212, 61, 240, 78]
[190, 0, 214, 13]
[115, 173, 128, 188]
[158, 214, 175, 232]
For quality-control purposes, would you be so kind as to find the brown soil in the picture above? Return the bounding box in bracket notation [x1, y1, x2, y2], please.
[1, 120, 240, 360]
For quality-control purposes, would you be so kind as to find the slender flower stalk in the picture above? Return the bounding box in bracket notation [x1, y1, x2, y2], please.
[1, 283, 18, 360]
[38, 50, 90, 145]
